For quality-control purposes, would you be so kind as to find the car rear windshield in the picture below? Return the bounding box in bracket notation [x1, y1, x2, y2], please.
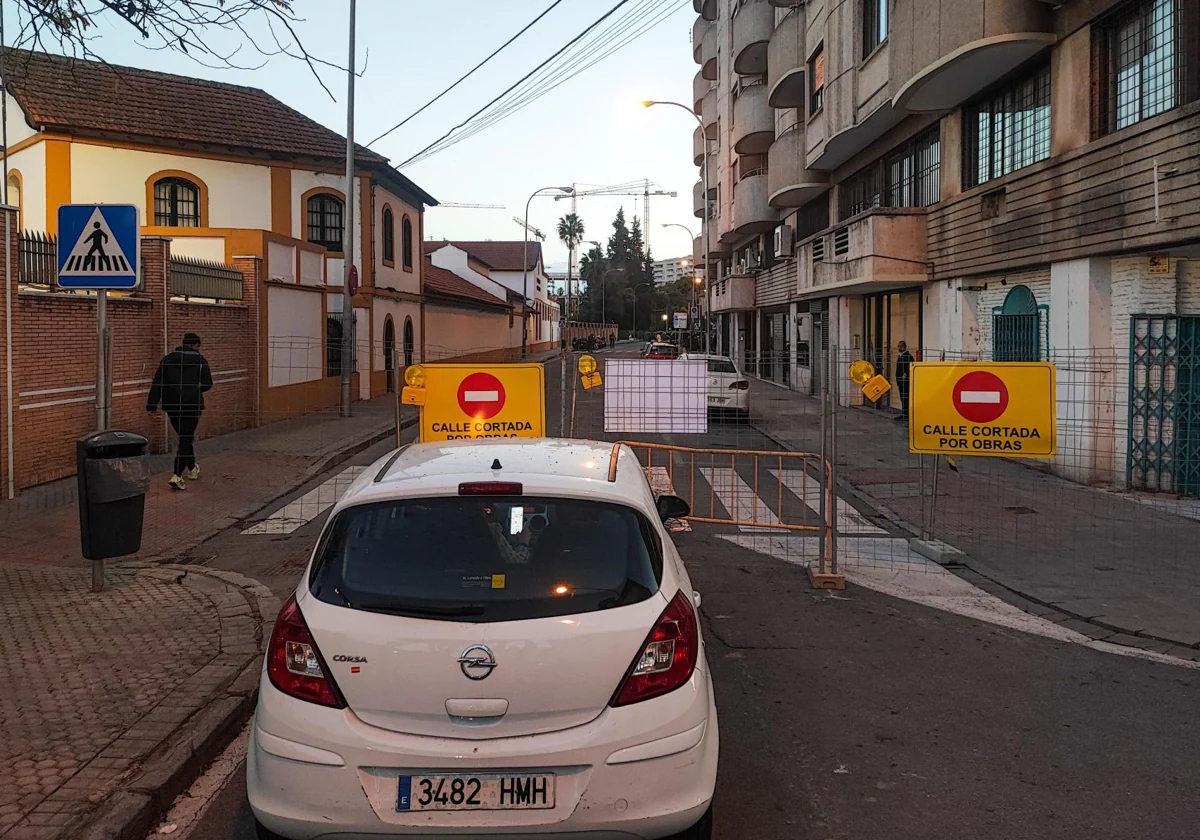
[707, 359, 738, 374]
[309, 497, 663, 623]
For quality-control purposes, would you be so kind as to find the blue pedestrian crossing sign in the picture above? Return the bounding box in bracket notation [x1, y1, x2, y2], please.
[57, 204, 139, 289]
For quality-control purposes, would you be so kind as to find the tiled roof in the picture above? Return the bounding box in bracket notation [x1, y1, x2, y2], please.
[441, 241, 543, 272]
[1, 48, 388, 165]
[423, 260, 509, 309]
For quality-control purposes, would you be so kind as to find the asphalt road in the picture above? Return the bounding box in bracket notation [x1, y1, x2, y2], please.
[169, 349, 1200, 839]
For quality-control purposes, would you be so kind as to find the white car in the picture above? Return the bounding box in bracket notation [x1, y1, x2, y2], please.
[681, 354, 750, 418]
[248, 439, 718, 840]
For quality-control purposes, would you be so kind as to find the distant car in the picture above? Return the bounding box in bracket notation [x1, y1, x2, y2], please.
[248, 439, 718, 840]
[681, 353, 749, 418]
[645, 342, 681, 360]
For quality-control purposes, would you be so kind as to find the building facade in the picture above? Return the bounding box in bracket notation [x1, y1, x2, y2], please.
[653, 256, 693, 285]
[692, 0, 1200, 495]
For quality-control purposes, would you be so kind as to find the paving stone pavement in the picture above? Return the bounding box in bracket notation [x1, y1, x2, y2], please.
[0, 561, 272, 839]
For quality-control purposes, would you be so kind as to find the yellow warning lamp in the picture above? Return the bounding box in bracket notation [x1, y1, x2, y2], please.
[577, 354, 597, 375]
[849, 360, 875, 386]
[404, 364, 426, 388]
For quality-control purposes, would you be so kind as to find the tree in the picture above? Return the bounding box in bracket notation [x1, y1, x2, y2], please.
[10, 1, 335, 93]
[557, 214, 585, 319]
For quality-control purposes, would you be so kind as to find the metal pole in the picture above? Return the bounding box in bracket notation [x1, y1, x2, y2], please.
[1, 0, 8, 206]
[829, 344, 839, 575]
[340, 0, 357, 419]
[96, 291, 108, 431]
[700, 131, 711, 354]
[929, 455, 942, 540]
[559, 350, 568, 436]
[816, 337, 827, 573]
[522, 193, 532, 358]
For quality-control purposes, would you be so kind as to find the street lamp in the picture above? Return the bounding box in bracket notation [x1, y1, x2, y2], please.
[523, 186, 574, 357]
[598, 267, 627, 328]
[643, 100, 710, 353]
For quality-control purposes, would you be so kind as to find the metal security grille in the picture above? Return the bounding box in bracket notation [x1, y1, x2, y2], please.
[1093, 0, 1200, 137]
[839, 126, 940, 220]
[993, 314, 1041, 361]
[18, 230, 57, 288]
[964, 63, 1052, 188]
[1129, 315, 1200, 496]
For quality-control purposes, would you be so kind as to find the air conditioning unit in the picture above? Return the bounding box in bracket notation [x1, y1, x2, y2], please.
[746, 249, 762, 270]
[774, 225, 794, 257]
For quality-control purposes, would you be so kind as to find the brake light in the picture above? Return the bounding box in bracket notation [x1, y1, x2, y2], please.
[729, 380, 749, 390]
[610, 590, 699, 707]
[266, 597, 345, 708]
[459, 482, 523, 495]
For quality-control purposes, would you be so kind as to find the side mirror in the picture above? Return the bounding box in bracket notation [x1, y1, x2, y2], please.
[656, 494, 691, 522]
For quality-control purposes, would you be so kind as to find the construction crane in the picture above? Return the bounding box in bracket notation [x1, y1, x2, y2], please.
[555, 179, 677, 239]
[513, 216, 546, 241]
[437, 202, 506, 209]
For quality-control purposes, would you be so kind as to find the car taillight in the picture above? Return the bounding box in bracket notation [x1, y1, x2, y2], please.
[729, 380, 749, 390]
[266, 596, 345, 708]
[610, 590, 699, 707]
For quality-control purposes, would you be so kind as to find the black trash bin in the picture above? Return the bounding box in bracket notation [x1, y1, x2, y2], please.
[77, 430, 150, 560]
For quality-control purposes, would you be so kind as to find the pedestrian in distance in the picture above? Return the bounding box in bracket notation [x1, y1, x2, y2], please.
[895, 340, 915, 420]
[146, 333, 213, 490]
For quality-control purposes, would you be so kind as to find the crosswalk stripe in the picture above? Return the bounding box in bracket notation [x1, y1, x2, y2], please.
[243, 466, 367, 535]
[699, 467, 780, 532]
[769, 469, 887, 535]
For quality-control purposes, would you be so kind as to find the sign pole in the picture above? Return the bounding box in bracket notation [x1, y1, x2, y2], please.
[829, 344, 839, 576]
[96, 289, 108, 431]
[929, 455, 942, 540]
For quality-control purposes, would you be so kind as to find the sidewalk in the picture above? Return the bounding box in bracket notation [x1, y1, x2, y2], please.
[0, 395, 415, 569]
[0, 394, 411, 839]
[748, 379, 1200, 652]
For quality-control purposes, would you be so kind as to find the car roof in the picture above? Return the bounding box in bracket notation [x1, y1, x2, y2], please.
[682, 353, 733, 361]
[338, 438, 654, 510]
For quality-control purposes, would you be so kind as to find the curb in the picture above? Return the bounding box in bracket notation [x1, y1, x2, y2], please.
[71, 568, 280, 840]
[747, 419, 1200, 656]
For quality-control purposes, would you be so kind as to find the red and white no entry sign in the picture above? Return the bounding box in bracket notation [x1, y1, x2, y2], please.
[457, 372, 507, 420]
[952, 370, 1009, 424]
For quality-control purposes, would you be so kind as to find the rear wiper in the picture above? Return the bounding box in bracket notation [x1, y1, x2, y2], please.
[355, 598, 486, 618]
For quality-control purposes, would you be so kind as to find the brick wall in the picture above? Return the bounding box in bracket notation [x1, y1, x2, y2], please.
[0, 208, 261, 494]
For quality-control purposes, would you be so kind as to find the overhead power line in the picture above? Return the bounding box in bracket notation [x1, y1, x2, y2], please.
[366, 0, 568, 148]
[399, 0, 684, 168]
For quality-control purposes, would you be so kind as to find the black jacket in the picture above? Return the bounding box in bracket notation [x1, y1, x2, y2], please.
[147, 346, 213, 415]
[896, 350, 915, 382]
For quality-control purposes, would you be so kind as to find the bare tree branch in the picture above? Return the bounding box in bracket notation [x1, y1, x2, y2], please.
[9, 1, 343, 99]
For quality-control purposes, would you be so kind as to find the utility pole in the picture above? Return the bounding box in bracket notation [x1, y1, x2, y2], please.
[340, 0, 357, 418]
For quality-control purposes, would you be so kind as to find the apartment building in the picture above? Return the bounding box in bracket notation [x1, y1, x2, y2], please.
[692, 0, 1200, 495]
[653, 256, 693, 285]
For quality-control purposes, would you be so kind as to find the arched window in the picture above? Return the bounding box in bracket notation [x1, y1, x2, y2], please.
[6, 171, 21, 227]
[153, 177, 201, 226]
[307, 193, 344, 252]
[382, 206, 395, 265]
[993, 285, 1042, 362]
[403, 317, 415, 367]
[402, 216, 414, 270]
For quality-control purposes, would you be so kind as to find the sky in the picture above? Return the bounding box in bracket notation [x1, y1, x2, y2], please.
[4, 0, 701, 272]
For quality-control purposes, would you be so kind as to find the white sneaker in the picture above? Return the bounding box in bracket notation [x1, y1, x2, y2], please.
[168, 475, 186, 491]
[187, 465, 201, 481]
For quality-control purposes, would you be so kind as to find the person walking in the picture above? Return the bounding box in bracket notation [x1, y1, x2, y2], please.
[147, 333, 213, 490]
[894, 340, 915, 420]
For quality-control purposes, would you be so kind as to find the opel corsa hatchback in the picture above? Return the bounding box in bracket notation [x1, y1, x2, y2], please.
[248, 439, 718, 840]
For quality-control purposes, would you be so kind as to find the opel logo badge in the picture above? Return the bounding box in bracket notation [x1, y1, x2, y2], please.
[458, 644, 496, 680]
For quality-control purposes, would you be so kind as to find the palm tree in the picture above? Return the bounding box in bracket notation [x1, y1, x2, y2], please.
[557, 214, 585, 321]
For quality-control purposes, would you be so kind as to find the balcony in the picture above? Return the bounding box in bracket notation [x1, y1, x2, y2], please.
[693, 180, 706, 219]
[693, 71, 710, 116]
[767, 7, 804, 108]
[701, 22, 717, 80]
[695, 0, 717, 22]
[767, 126, 828, 207]
[693, 125, 706, 165]
[733, 170, 775, 236]
[733, 0, 773, 76]
[798, 209, 929, 297]
[710, 273, 756, 313]
[702, 86, 718, 139]
[732, 80, 772, 154]
[890, 0, 1055, 112]
[692, 17, 706, 65]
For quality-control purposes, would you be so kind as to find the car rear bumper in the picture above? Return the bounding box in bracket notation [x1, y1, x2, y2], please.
[247, 668, 718, 840]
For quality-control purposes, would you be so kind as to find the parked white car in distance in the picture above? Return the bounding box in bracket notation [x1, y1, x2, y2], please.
[248, 438, 718, 840]
[681, 353, 750, 418]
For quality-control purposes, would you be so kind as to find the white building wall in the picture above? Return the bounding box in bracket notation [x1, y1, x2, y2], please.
[169, 238, 226, 263]
[971, 268, 1052, 356]
[429, 246, 510, 300]
[5, 142, 45, 231]
[3, 91, 37, 147]
[1179, 260, 1200, 312]
[267, 285, 323, 386]
[70, 143, 271, 228]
